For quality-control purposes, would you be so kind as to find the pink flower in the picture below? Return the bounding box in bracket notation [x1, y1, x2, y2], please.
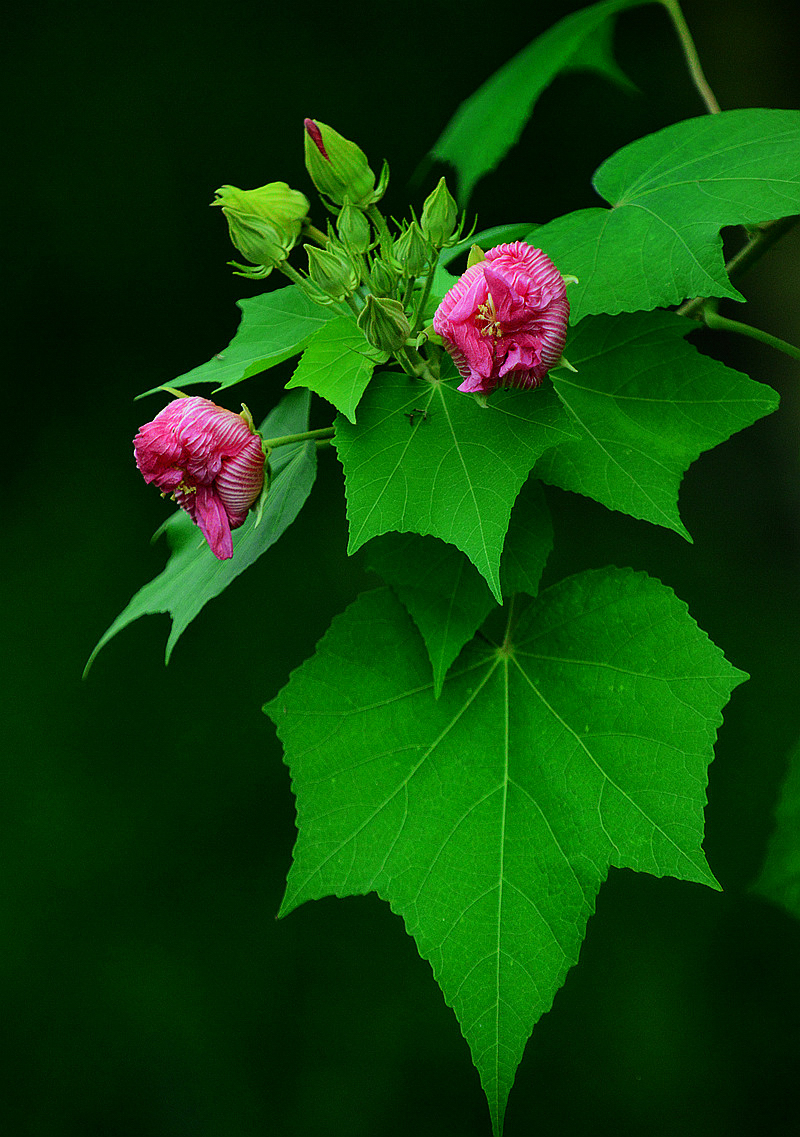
[134, 397, 265, 560]
[433, 241, 570, 395]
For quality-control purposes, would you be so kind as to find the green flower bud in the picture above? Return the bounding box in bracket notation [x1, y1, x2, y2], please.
[212, 183, 309, 277]
[357, 295, 411, 353]
[305, 243, 360, 302]
[336, 197, 372, 255]
[392, 221, 431, 278]
[368, 256, 397, 298]
[304, 118, 385, 209]
[421, 177, 459, 247]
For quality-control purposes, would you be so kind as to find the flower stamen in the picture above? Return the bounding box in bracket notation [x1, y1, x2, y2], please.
[477, 292, 503, 337]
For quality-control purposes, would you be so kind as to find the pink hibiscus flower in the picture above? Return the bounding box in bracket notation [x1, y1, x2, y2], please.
[433, 241, 570, 395]
[134, 397, 265, 560]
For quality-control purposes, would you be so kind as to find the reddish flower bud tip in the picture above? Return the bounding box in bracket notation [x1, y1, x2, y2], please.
[133, 396, 265, 560]
[432, 242, 570, 396]
[304, 118, 329, 159]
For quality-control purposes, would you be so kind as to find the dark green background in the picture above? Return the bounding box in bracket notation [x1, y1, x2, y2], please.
[6, 1, 800, 1133]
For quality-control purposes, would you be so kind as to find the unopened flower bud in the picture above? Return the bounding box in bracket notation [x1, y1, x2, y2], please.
[305, 243, 359, 301]
[392, 221, 431, 277]
[368, 256, 397, 298]
[212, 183, 309, 277]
[304, 118, 386, 209]
[421, 177, 459, 247]
[336, 197, 372, 254]
[357, 294, 411, 353]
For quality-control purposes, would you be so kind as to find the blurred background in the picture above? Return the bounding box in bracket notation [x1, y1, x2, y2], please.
[5, 0, 800, 1133]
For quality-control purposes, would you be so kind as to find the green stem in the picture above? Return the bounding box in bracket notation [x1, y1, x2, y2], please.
[400, 275, 417, 308]
[396, 347, 424, 378]
[701, 307, 800, 362]
[302, 223, 329, 247]
[278, 261, 310, 289]
[661, 0, 721, 114]
[409, 255, 440, 338]
[263, 426, 335, 449]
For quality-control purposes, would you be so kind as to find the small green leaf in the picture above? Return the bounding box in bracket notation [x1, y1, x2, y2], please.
[365, 479, 554, 696]
[532, 108, 800, 321]
[537, 310, 779, 537]
[428, 0, 645, 204]
[285, 315, 379, 423]
[267, 568, 745, 1135]
[334, 365, 576, 602]
[140, 286, 335, 397]
[753, 737, 800, 921]
[85, 390, 316, 671]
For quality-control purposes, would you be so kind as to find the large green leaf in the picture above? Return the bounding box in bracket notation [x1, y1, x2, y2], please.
[85, 390, 317, 670]
[428, 0, 645, 204]
[285, 315, 379, 423]
[141, 286, 335, 396]
[334, 365, 577, 603]
[536, 310, 779, 537]
[365, 478, 553, 695]
[753, 736, 800, 921]
[267, 568, 745, 1135]
[532, 109, 800, 322]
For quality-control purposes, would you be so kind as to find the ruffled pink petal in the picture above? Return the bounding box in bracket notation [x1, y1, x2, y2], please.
[456, 371, 496, 395]
[216, 434, 266, 527]
[193, 484, 234, 560]
[498, 341, 537, 378]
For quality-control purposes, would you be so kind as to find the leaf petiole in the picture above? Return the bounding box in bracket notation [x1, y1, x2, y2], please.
[262, 426, 335, 449]
[661, 0, 721, 115]
[701, 305, 800, 363]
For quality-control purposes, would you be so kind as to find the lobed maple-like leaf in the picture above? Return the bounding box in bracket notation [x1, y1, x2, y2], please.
[531, 108, 800, 322]
[266, 568, 746, 1134]
[140, 286, 335, 397]
[538, 310, 779, 537]
[427, 0, 644, 204]
[334, 366, 577, 603]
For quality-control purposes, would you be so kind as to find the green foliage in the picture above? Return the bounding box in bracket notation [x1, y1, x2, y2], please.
[85, 390, 316, 670]
[428, 0, 645, 204]
[141, 286, 335, 396]
[538, 310, 780, 537]
[334, 364, 577, 603]
[267, 569, 745, 1135]
[365, 479, 553, 695]
[94, 8, 800, 1127]
[285, 315, 379, 422]
[753, 737, 800, 921]
[532, 109, 800, 321]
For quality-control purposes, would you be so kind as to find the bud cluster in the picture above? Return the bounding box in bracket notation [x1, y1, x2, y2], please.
[138, 118, 573, 562]
[210, 118, 467, 362]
